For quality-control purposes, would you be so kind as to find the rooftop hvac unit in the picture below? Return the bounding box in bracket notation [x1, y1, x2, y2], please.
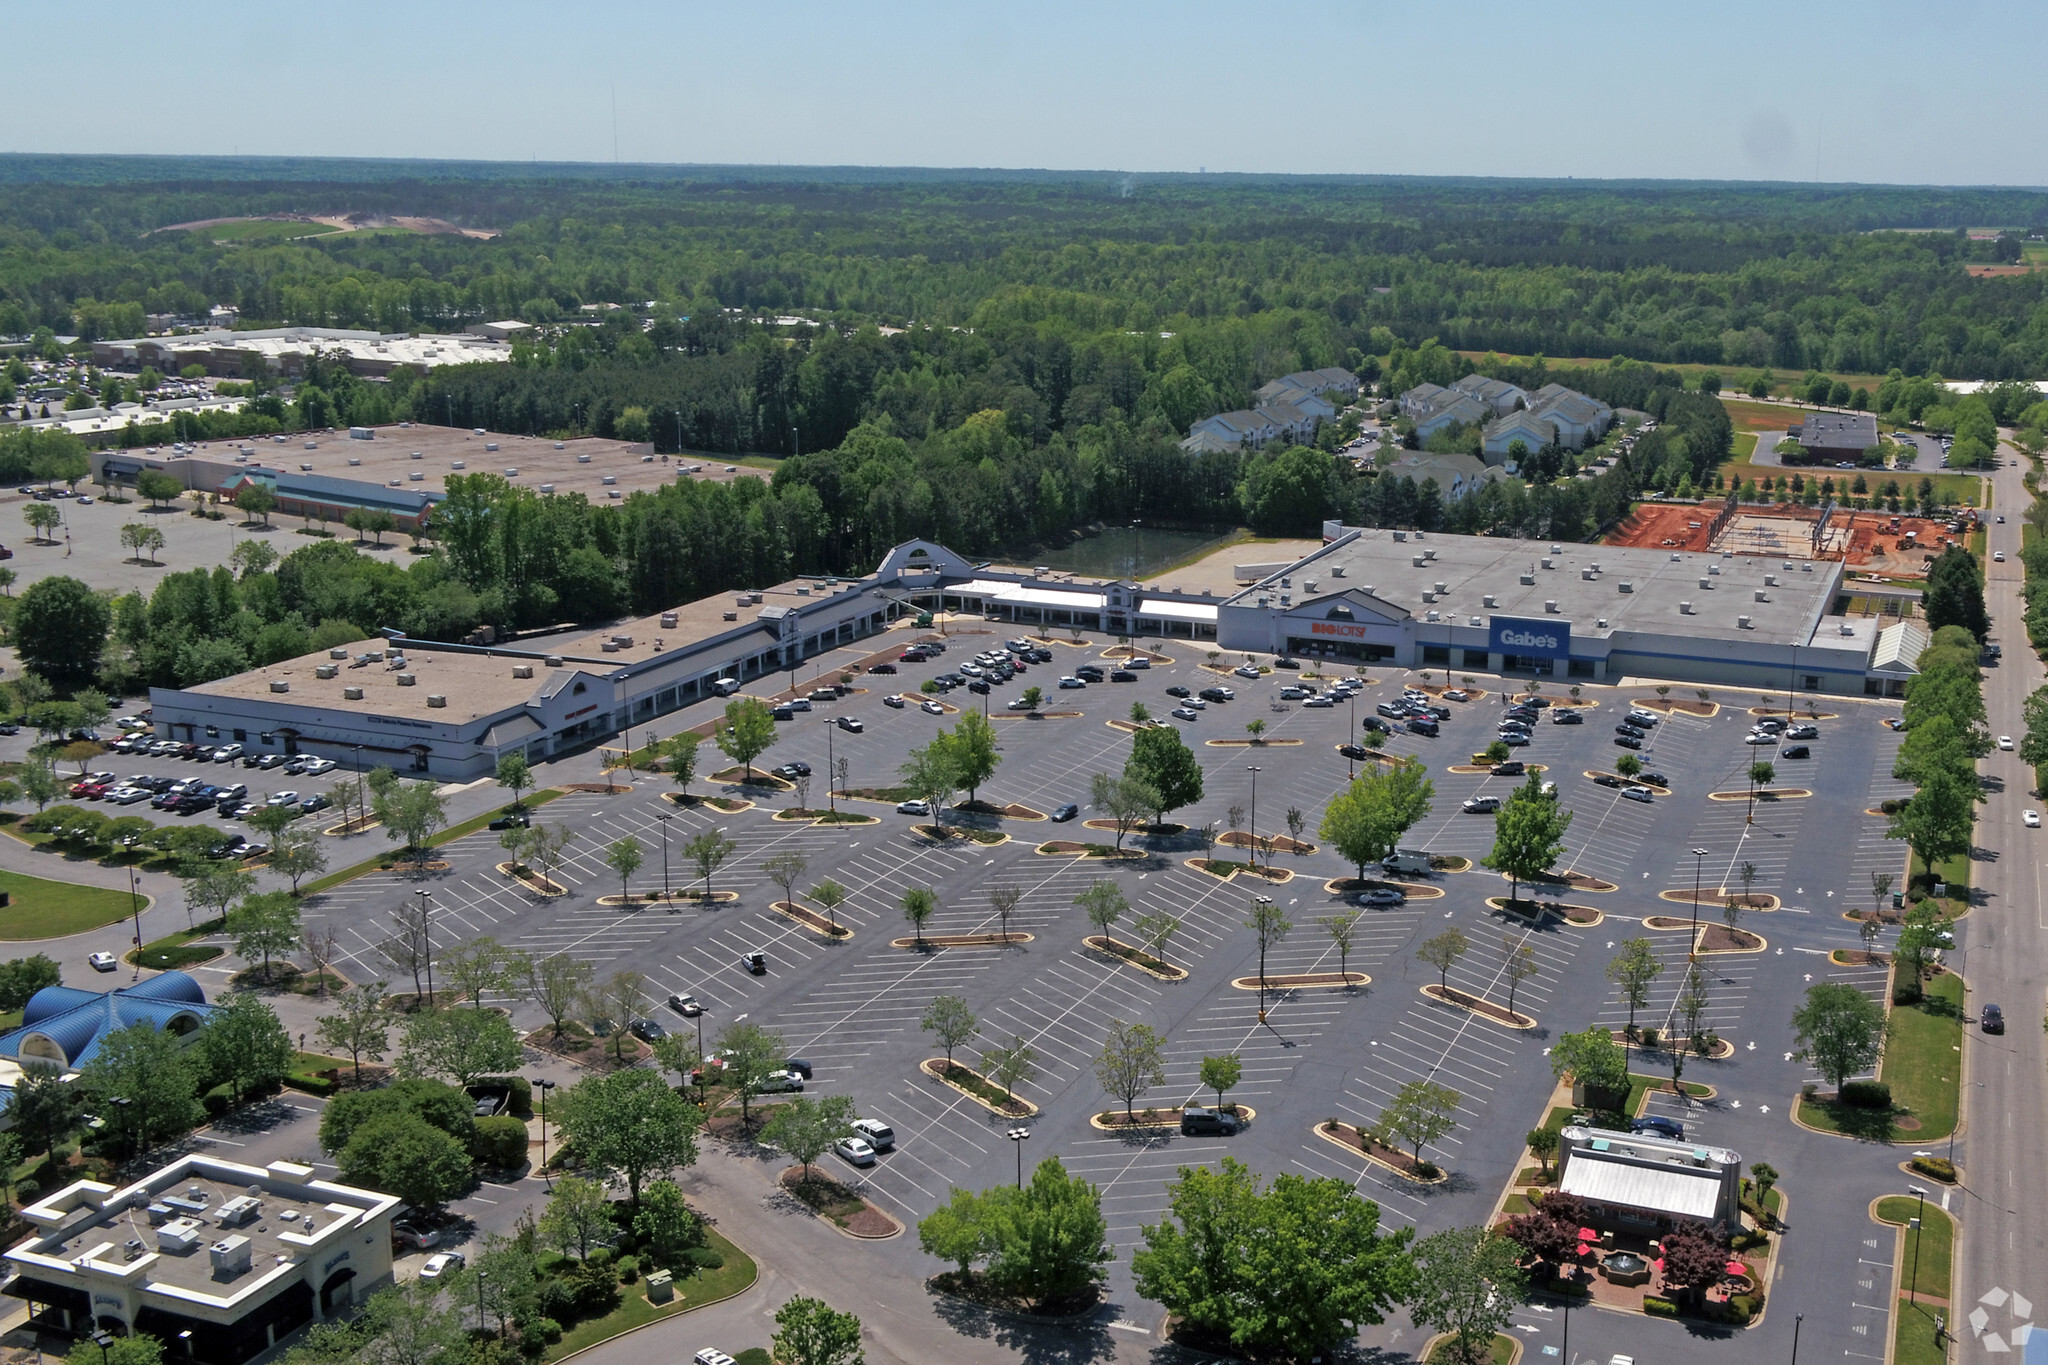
[299, 463, 312, 472]
[342, 686, 364, 700]
[315, 664, 338, 680]
[1738, 615, 1753, 629]
[1392, 530, 1407, 542]
[1550, 544, 1562, 554]
[1670, 553, 1681, 562]
[555, 442, 566, 450]
[1764, 574, 1778, 587]
[1839, 623, 1856, 636]
[607, 489, 622, 499]
[1700, 578, 1712, 589]
[1582, 569, 1596, 581]
[1426, 610, 1440, 622]
[1680, 601, 1693, 614]
[348, 458, 361, 467]
[330, 648, 349, 659]
[1331, 565, 1346, 577]
[512, 664, 534, 679]
[751, 592, 764, 605]
[473, 427, 486, 435]
[612, 634, 633, 646]
[1420, 591, 1434, 603]
[1721, 549, 1732, 558]
[1544, 600, 1559, 613]
[1483, 595, 1497, 607]
[1469, 615, 1482, 626]
[1597, 618, 1608, 629]
[1434, 581, 1447, 594]
[1279, 594, 1291, 606]
[577, 454, 593, 464]
[387, 479, 401, 487]
[1414, 530, 1426, 539]
[1519, 574, 1536, 586]
[157, 1218, 206, 1254]
[1618, 581, 1634, 593]
[217, 1196, 261, 1227]
[1541, 557, 1553, 569]
[1281, 577, 1291, 587]
[661, 613, 679, 628]
[427, 695, 447, 708]
[411, 451, 423, 460]
[601, 641, 618, 653]
[269, 681, 289, 694]
[1708, 564, 1721, 575]
[545, 655, 563, 667]
[210, 1236, 252, 1277]
[538, 483, 554, 493]
[1257, 596, 1269, 607]
[485, 443, 499, 452]
[504, 468, 518, 477]
[408, 472, 424, 481]
[1754, 590, 1769, 603]
[601, 475, 617, 485]
[642, 454, 654, 463]
[1802, 562, 1813, 572]
[1412, 555, 1425, 568]
[1590, 562, 1601, 573]
[1303, 580, 1318, 592]
[396, 673, 416, 686]
[1423, 548, 1437, 560]
[796, 586, 810, 596]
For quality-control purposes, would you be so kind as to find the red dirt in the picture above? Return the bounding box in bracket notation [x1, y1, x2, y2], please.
[1605, 503, 1719, 552]
[1604, 503, 1967, 572]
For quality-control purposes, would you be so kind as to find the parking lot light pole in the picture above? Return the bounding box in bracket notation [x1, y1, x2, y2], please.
[822, 717, 837, 813]
[1690, 847, 1710, 959]
[1908, 1184, 1928, 1313]
[1007, 1126, 1031, 1187]
[1791, 1311, 1802, 1363]
[1246, 765, 1262, 867]
[1347, 693, 1356, 778]
[128, 868, 143, 981]
[534, 1078, 556, 1185]
[415, 888, 436, 1004]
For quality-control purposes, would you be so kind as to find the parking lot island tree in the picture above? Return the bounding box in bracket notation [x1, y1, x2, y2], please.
[1077, 878, 1127, 943]
[524, 953, 594, 1040]
[194, 991, 294, 1107]
[602, 835, 644, 902]
[1089, 770, 1155, 850]
[761, 851, 809, 909]
[900, 742, 961, 830]
[1318, 909, 1360, 983]
[761, 1094, 858, 1186]
[683, 827, 737, 902]
[1132, 1159, 1417, 1362]
[594, 968, 650, 1063]
[314, 980, 391, 1081]
[1501, 934, 1539, 1018]
[1199, 1052, 1243, 1112]
[1319, 758, 1435, 879]
[772, 1295, 865, 1365]
[917, 1185, 1014, 1277]
[1376, 1078, 1460, 1168]
[1792, 981, 1891, 1097]
[1095, 1017, 1169, 1121]
[921, 993, 979, 1069]
[493, 753, 532, 809]
[1134, 909, 1180, 966]
[808, 876, 848, 933]
[901, 884, 938, 947]
[1244, 897, 1292, 1002]
[1482, 770, 1574, 903]
[1549, 1024, 1628, 1104]
[985, 1155, 1113, 1310]
[979, 1034, 1039, 1107]
[1606, 937, 1665, 1042]
[553, 1067, 701, 1205]
[443, 936, 512, 1010]
[1888, 764, 1978, 882]
[987, 883, 1022, 943]
[1405, 1225, 1527, 1365]
[536, 1175, 616, 1261]
[396, 1005, 524, 1090]
[940, 709, 1001, 804]
[1125, 725, 1204, 826]
[717, 697, 779, 781]
[1416, 926, 1470, 993]
[229, 890, 301, 984]
[664, 731, 701, 796]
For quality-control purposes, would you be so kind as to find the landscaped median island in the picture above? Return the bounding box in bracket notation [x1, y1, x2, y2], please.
[921, 1057, 1037, 1116]
[1085, 934, 1187, 980]
[1794, 968, 1962, 1142]
[1874, 1195, 1954, 1365]
[777, 1166, 901, 1238]
[1487, 896, 1601, 925]
[1422, 983, 1536, 1029]
[1316, 1118, 1450, 1184]
[771, 899, 854, 938]
[0, 866, 149, 939]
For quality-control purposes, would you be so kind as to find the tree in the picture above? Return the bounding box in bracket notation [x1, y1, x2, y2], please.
[1606, 937, 1664, 1041]
[81, 1022, 203, 1157]
[1375, 1078, 1460, 1164]
[10, 1068, 78, 1157]
[664, 730, 701, 795]
[1095, 1017, 1168, 1120]
[1673, 963, 1712, 1086]
[1417, 926, 1470, 992]
[1658, 1220, 1728, 1306]
[984, 1155, 1113, 1309]
[940, 709, 1001, 803]
[119, 522, 165, 565]
[23, 502, 60, 543]
[441, 936, 508, 1011]
[315, 981, 391, 1081]
[0, 954, 60, 1012]
[136, 469, 184, 508]
[1245, 897, 1292, 992]
[1318, 909, 1360, 982]
[1502, 934, 1539, 1017]
[1889, 764, 1978, 874]
[595, 968, 648, 1063]
[1089, 770, 1156, 850]
[230, 890, 301, 983]
[899, 741, 960, 829]
[339, 1109, 472, 1210]
[494, 752, 532, 809]
[1746, 759, 1775, 823]
[229, 537, 277, 578]
[397, 1005, 523, 1088]
[1894, 899, 1956, 998]
[525, 953, 594, 1039]
[1200, 1053, 1243, 1111]
[264, 824, 326, 894]
[1076, 877, 1126, 942]
[65, 1338, 162, 1365]
[1792, 981, 1890, 1095]
[235, 484, 277, 525]
[921, 993, 979, 1068]
[683, 826, 737, 901]
[1482, 771, 1574, 902]
[195, 990, 294, 1106]
[1406, 1226, 1526, 1365]
[1245, 717, 1267, 743]
[1923, 543, 1989, 639]
[182, 858, 254, 932]
[1125, 725, 1204, 824]
[1134, 909, 1179, 964]
[554, 1067, 701, 1204]
[649, 1032, 702, 1094]
[1526, 1126, 1560, 1177]
[15, 576, 109, 691]
[761, 1094, 858, 1184]
[602, 835, 644, 901]
[979, 1034, 1038, 1105]
[987, 883, 1022, 943]
[1549, 1024, 1628, 1096]
[717, 697, 778, 780]
[770, 1295, 866, 1365]
[714, 1019, 787, 1129]
[1615, 751, 1643, 779]
[1319, 759, 1435, 879]
[1133, 1159, 1416, 1362]
[632, 1178, 704, 1267]
[809, 877, 849, 933]
[918, 1185, 1014, 1276]
[761, 850, 809, 909]
[1019, 684, 1044, 712]
[18, 761, 57, 813]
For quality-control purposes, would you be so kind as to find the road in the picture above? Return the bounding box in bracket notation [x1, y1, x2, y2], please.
[1954, 443, 2046, 1357]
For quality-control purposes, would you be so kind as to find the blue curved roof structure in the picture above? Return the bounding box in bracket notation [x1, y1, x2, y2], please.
[0, 971, 217, 1072]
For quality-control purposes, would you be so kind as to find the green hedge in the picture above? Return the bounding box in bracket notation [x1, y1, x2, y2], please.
[284, 1073, 336, 1097]
[472, 1114, 529, 1169]
[1644, 1296, 1680, 1317]
[1842, 1079, 1893, 1108]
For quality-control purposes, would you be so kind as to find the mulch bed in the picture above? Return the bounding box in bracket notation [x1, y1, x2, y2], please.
[1527, 869, 1619, 893]
[497, 862, 568, 895]
[777, 1167, 899, 1238]
[927, 1270, 1101, 1319]
[1040, 840, 1146, 858]
[892, 931, 1032, 949]
[1657, 890, 1776, 910]
[921, 1058, 1035, 1116]
[960, 800, 1048, 820]
[708, 767, 792, 790]
[703, 796, 752, 812]
[1220, 830, 1314, 854]
[1205, 737, 1306, 747]
[772, 807, 881, 824]
[1636, 698, 1717, 716]
[1085, 935, 1187, 979]
[526, 1026, 650, 1072]
[1092, 1107, 1182, 1129]
[1323, 877, 1442, 899]
[1696, 924, 1765, 952]
[1319, 1120, 1444, 1182]
[1231, 970, 1368, 989]
[1189, 857, 1292, 881]
[913, 824, 1006, 845]
[1422, 982, 1534, 1027]
[1083, 818, 1186, 836]
[771, 900, 853, 938]
[562, 782, 633, 794]
[1490, 896, 1600, 924]
[1832, 948, 1889, 966]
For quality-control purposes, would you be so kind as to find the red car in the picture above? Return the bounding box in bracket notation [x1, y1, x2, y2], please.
[70, 773, 118, 799]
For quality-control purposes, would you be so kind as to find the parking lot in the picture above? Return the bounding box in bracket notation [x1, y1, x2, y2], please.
[255, 622, 1942, 1355]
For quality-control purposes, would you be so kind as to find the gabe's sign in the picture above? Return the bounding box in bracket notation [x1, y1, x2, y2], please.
[1490, 615, 1570, 660]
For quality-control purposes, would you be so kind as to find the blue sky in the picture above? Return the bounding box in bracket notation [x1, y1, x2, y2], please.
[16, 1, 2045, 185]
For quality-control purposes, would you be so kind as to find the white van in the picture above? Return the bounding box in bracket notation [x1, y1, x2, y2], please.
[785, 696, 812, 712]
[709, 677, 740, 696]
[1381, 850, 1432, 877]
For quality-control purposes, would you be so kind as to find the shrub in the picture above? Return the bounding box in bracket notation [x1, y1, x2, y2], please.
[535, 1278, 578, 1323]
[1639, 1027, 1659, 1048]
[1840, 1079, 1891, 1108]
[616, 1254, 638, 1283]
[1644, 1296, 1680, 1317]
[531, 1318, 562, 1345]
[586, 1246, 614, 1268]
[284, 1073, 336, 1097]
[1727, 1293, 1761, 1322]
[684, 1245, 725, 1271]
[1910, 1156, 1957, 1182]
[563, 1261, 620, 1317]
[471, 1114, 530, 1169]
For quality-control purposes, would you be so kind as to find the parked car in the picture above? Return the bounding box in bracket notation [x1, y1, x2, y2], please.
[1355, 887, 1405, 907]
[1491, 761, 1525, 776]
[1405, 717, 1438, 737]
[1337, 743, 1369, 761]
[669, 992, 702, 1016]
[391, 1220, 440, 1251]
[772, 762, 812, 780]
[850, 1117, 895, 1150]
[488, 812, 531, 830]
[1982, 1003, 2006, 1034]
[1639, 771, 1669, 788]
[1625, 711, 1659, 728]
[920, 699, 945, 715]
[419, 1252, 465, 1281]
[1180, 1106, 1244, 1136]
[1233, 665, 1261, 679]
[1050, 803, 1079, 822]
[739, 951, 767, 975]
[835, 716, 863, 733]
[1614, 735, 1644, 750]
[1551, 710, 1583, 724]
[212, 744, 244, 763]
[629, 1019, 667, 1042]
[1462, 796, 1501, 814]
[897, 799, 931, 815]
[866, 663, 897, 674]
[1621, 785, 1656, 803]
[758, 1069, 804, 1093]
[833, 1136, 877, 1166]
[781, 1057, 813, 1079]
[1780, 745, 1811, 759]
[1499, 732, 1529, 747]
[1786, 724, 1818, 740]
[1198, 686, 1234, 702]
[1172, 706, 1199, 721]
[1165, 685, 1191, 698]
[882, 693, 906, 709]
[1630, 1115, 1685, 1141]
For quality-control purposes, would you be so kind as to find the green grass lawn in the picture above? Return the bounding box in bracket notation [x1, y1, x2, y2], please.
[1731, 432, 1757, 459]
[0, 868, 145, 940]
[1882, 972, 1964, 1141]
[1906, 850, 1969, 916]
[1424, 1332, 1517, 1364]
[546, 1226, 755, 1361]
[301, 788, 565, 897]
[1877, 1196, 1953, 1365]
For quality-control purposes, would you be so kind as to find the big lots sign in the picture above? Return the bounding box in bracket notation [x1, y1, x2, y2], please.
[1307, 620, 1372, 640]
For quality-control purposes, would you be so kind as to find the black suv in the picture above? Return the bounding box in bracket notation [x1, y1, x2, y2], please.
[1180, 1106, 1244, 1136]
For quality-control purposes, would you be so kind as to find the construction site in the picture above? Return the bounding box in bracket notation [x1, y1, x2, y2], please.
[1604, 499, 1970, 580]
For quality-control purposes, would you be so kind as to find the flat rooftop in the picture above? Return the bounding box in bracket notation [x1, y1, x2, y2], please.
[203, 423, 764, 502]
[983, 537, 1323, 600]
[188, 636, 562, 722]
[552, 574, 878, 666]
[1245, 527, 1842, 645]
